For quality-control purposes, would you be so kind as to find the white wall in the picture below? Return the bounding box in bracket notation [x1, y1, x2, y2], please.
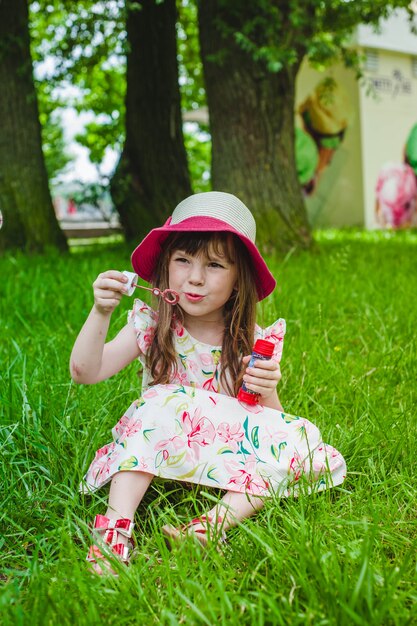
[359, 48, 417, 228]
[356, 10, 417, 56]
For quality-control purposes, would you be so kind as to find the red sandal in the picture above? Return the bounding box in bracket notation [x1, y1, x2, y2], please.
[162, 514, 227, 551]
[86, 514, 134, 575]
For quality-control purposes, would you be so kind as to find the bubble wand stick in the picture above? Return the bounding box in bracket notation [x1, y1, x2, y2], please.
[122, 270, 180, 305]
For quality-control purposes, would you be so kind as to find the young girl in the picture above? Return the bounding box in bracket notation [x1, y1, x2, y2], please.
[70, 191, 346, 575]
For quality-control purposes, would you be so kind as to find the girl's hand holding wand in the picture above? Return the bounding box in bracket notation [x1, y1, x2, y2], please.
[93, 270, 130, 315]
[241, 355, 283, 410]
[70, 270, 139, 384]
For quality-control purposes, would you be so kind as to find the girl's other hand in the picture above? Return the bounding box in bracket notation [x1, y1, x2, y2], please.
[93, 270, 129, 315]
[242, 355, 282, 404]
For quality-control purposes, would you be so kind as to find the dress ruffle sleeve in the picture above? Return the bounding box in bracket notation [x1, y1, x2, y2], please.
[254, 318, 286, 363]
[127, 298, 158, 356]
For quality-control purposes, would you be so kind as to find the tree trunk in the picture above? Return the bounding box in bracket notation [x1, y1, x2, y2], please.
[0, 0, 68, 253]
[111, 0, 192, 241]
[198, 1, 312, 251]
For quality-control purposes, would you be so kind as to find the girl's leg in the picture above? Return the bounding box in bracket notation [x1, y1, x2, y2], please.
[105, 470, 154, 522]
[88, 472, 153, 573]
[162, 490, 264, 546]
[204, 490, 264, 532]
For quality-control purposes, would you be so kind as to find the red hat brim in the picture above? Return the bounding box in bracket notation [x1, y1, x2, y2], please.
[131, 216, 276, 301]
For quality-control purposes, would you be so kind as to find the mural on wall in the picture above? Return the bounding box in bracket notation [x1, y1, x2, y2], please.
[375, 124, 417, 229]
[296, 78, 351, 196]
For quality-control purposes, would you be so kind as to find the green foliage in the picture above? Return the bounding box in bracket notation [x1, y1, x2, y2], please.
[177, 0, 211, 190]
[177, 0, 206, 111]
[28, 0, 416, 196]
[36, 81, 73, 181]
[1, 230, 417, 623]
[183, 127, 211, 192]
[71, 61, 126, 164]
[30, 0, 126, 82]
[74, 116, 122, 166]
[29, 0, 211, 188]
[70, 179, 115, 219]
[30, 0, 126, 170]
[29, 3, 75, 181]
[214, 0, 416, 73]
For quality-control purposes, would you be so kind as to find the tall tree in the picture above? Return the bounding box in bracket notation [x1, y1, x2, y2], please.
[30, 0, 208, 197]
[111, 0, 192, 240]
[0, 0, 67, 253]
[198, 0, 414, 250]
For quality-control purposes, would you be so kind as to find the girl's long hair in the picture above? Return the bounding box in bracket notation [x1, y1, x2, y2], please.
[146, 231, 258, 396]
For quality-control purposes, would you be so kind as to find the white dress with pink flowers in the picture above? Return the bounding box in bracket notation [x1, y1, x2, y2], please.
[82, 299, 346, 497]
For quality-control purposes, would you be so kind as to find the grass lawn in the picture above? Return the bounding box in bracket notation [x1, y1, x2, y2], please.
[1, 229, 416, 625]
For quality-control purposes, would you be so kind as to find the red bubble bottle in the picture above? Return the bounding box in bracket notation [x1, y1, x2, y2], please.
[237, 339, 275, 405]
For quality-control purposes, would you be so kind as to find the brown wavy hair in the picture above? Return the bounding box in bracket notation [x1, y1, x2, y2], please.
[146, 231, 258, 396]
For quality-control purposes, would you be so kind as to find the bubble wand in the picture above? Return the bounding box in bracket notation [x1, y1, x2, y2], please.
[122, 271, 180, 305]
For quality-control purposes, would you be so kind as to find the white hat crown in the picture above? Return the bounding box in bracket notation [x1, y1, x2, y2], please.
[171, 192, 256, 242]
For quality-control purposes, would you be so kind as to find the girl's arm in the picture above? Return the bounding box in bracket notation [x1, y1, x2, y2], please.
[70, 270, 141, 384]
[241, 355, 284, 411]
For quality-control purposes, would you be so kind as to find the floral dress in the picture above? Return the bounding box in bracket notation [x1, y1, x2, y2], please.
[82, 299, 346, 497]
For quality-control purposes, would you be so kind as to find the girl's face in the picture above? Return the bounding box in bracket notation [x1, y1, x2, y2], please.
[168, 244, 238, 324]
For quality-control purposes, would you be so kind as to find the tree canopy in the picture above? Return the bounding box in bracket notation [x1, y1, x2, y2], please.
[2, 0, 416, 251]
[30, 0, 415, 182]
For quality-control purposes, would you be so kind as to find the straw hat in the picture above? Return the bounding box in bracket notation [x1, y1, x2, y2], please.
[131, 192, 276, 301]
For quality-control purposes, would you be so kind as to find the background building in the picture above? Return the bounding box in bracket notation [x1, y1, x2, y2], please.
[297, 10, 417, 229]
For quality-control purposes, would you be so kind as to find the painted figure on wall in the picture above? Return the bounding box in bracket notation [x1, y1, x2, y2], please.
[405, 124, 417, 177]
[295, 127, 319, 196]
[375, 162, 417, 228]
[375, 124, 417, 229]
[297, 78, 351, 195]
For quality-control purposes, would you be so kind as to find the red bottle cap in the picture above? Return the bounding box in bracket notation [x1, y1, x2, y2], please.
[237, 388, 259, 405]
[253, 339, 274, 358]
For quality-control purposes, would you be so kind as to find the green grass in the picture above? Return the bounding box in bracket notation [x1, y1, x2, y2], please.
[1, 230, 416, 625]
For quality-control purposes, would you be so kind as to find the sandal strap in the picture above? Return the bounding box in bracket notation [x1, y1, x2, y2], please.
[93, 514, 134, 540]
[184, 514, 226, 542]
[188, 514, 223, 527]
[86, 542, 131, 564]
[112, 543, 130, 562]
